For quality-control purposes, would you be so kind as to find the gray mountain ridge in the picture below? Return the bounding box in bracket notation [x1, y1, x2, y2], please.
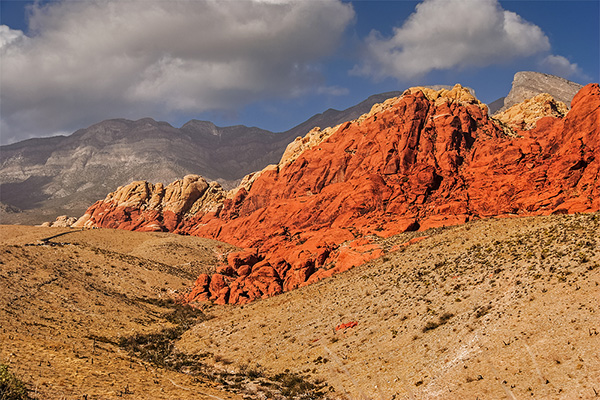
[492, 71, 583, 114]
[0, 91, 404, 224]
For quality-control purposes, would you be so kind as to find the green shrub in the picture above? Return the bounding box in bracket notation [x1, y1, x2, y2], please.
[272, 372, 325, 398]
[423, 312, 454, 332]
[0, 364, 30, 400]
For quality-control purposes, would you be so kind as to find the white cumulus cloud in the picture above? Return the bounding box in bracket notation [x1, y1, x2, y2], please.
[0, 0, 354, 144]
[0, 25, 25, 49]
[541, 54, 583, 78]
[354, 0, 550, 80]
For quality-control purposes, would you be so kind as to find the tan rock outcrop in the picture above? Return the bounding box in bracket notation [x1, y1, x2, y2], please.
[74, 175, 226, 231]
[494, 93, 569, 131]
[162, 175, 209, 214]
[280, 126, 338, 167]
[406, 84, 488, 112]
[40, 215, 78, 228]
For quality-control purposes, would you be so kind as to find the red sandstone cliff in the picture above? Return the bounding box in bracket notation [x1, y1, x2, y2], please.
[75, 83, 600, 304]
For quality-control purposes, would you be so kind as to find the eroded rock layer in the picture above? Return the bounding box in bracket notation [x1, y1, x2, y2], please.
[75, 84, 600, 304]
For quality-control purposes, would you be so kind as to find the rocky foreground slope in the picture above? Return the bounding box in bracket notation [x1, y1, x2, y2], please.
[179, 212, 600, 400]
[75, 83, 600, 305]
[4, 212, 598, 399]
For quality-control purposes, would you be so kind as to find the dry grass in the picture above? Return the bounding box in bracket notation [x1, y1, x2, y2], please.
[2, 213, 599, 399]
[0, 226, 239, 400]
[178, 212, 600, 399]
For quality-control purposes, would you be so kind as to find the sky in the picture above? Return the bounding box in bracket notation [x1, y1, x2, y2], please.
[0, 0, 598, 145]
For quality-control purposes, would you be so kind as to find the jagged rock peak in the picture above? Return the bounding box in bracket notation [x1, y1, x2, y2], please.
[404, 84, 485, 110]
[279, 84, 486, 168]
[74, 175, 226, 231]
[498, 71, 583, 112]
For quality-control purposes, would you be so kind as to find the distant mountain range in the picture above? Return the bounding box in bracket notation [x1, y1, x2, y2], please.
[0, 72, 584, 224]
[0, 91, 404, 223]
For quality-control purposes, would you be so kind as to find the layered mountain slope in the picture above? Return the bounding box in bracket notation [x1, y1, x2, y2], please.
[75, 83, 600, 304]
[0, 92, 404, 224]
[0, 119, 217, 220]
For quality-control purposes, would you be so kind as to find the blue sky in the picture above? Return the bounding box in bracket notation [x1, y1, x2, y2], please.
[1, 0, 598, 145]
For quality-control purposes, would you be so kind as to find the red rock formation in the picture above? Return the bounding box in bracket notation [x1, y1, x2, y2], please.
[75, 84, 600, 304]
[335, 321, 358, 331]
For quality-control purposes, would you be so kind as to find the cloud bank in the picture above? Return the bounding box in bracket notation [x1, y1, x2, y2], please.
[354, 0, 578, 81]
[0, 0, 354, 144]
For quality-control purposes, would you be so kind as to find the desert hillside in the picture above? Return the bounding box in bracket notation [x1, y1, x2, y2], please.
[0, 225, 244, 399]
[1, 212, 599, 399]
[0, 225, 359, 399]
[175, 212, 600, 400]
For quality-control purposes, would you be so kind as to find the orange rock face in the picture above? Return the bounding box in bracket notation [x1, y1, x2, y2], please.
[76, 84, 600, 304]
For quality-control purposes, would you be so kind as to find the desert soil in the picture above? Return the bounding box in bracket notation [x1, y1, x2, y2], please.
[1, 213, 599, 399]
[179, 213, 600, 400]
[0, 225, 240, 400]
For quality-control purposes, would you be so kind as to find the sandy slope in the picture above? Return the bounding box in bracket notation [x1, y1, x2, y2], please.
[0, 225, 239, 400]
[178, 213, 600, 399]
[1, 214, 599, 399]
